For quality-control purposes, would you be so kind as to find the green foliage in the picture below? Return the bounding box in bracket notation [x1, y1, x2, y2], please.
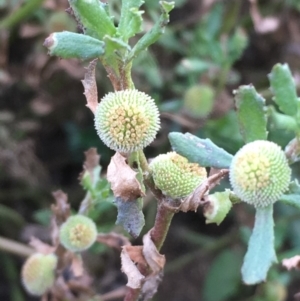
[268, 63, 298, 117]
[241, 205, 277, 285]
[203, 249, 243, 301]
[168, 132, 233, 169]
[234, 85, 268, 143]
[45, 32, 105, 60]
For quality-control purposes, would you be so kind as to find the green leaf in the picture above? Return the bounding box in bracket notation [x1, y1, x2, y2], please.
[103, 35, 131, 57]
[234, 85, 267, 143]
[203, 249, 243, 301]
[114, 197, 145, 238]
[69, 0, 116, 40]
[118, 0, 144, 41]
[176, 58, 212, 75]
[169, 132, 233, 169]
[128, 1, 175, 60]
[44, 32, 105, 60]
[268, 63, 298, 116]
[278, 180, 300, 209]
[241, 205, 277, 285]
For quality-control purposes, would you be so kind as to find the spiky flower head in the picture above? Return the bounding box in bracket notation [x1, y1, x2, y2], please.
[229, 140, 291, 208]
[59, 215, 97, 252]
[21, 253, 57, 296]
[149, 152, 207, 198]
[94, 90, 160, 153]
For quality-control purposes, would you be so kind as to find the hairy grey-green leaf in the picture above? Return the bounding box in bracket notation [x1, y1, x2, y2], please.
[118, 0, 144, 41]
[69, 0, 116, 40]
[278, 180, 300, 209]
[268, 63, 298, 116]
[128, 1, 175, 60]
[169, 132, 233, 169]
[44, 32, 105, 60]
[234, 85, 267, 143]
[241, 205, 277, 285]
[114, 197, 144, 238]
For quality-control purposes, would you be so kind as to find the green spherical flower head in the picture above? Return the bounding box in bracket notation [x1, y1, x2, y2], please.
[149, 152, 207, 198]
[59, 215, 97, 252]
[183, 84, 215, 118]
[22, 253, 57, 296]
[229, 140, 291, 208]
[94, 90, 160, 153]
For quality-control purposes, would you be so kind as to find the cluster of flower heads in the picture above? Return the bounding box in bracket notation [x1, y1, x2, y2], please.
[229, 140, 291, 207]
[22, 215, 97, 296]
[150, 152, 207, 199]
[94, 89, 160, 153]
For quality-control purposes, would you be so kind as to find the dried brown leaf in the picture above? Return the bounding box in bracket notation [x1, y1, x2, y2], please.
[79, 147, 100, 182]
[81, 59, 98, 114]
[124, 245, 147, 266]
[142, 232, 165, 273]
[107, 152, 144, 201]
[180, 169, 228, 212]
[282, 255, 300, 270]
[70, 254, 84, 277]
[51, 190, 70, 225]
[140, 231, 165, 301]
[29, 237, 55, 254]
[249, 0, 280, 34]
[121, 247, 145, 289]
[97, 232, 131, 250]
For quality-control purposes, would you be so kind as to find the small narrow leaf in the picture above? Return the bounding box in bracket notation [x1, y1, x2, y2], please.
[234, 85, 267, 143]
[242, 205, 277, 285]
[44, 32, 105, 60]
[268, 63, 298, 116]
[69, 0, 116, 40]
[118, 0, 144, 41]
[278, 180, 300, 209]
[128, 1, 175, 60]
[168, 132, 233, 169]
[115, 197, 145, 238]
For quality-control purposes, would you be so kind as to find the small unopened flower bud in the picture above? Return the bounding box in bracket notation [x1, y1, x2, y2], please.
[21, 253, 57, 296]
[229, 140, 291, 208]
[149, 152, 207, 198]
[183, 84, 215, 118]
[59, 215, 97, 252]
[94, 90, 160, 153]
[204, 191, 232, 225]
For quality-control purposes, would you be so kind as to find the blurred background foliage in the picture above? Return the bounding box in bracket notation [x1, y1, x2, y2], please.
[1, 0, 300, 300]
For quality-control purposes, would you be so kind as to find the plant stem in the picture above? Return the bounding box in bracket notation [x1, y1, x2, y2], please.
[0, 236, 34, 257]
[150, 203, 174, 251]
[0, 0, 45, 30]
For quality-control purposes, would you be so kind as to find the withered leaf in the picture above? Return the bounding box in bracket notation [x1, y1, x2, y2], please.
[180, 169, 228, 212]
[121, 247, 145, 289]
[97, 232, 131, 250]
[282, 255, 300, 270]
[29, 237, 55, 254]
[140, 231, 166, 301]
[70, 254, 84, 277]
[124, 245, 147, 267]
[142, 232, 165, 273]
[51, 190, 70, 225]
[115, 197, 145, 238]
[80, 148, 100, 179]
[81, 59, 98, 114]
[249, 0, 279, 34]
[107, 152, 144, 201]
